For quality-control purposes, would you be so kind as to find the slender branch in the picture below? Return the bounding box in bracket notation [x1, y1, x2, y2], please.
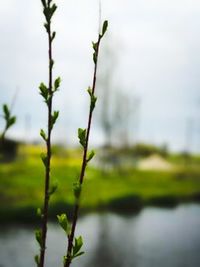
[35, 1, 60, 267]
[63, 21, 108, 267]
[39, 19, 53, 267]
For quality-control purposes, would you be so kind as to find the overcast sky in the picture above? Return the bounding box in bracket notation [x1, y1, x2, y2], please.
[0, 0, 200, 151]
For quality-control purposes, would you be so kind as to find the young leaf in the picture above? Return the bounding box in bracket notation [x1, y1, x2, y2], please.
[35, 229, 42, 247]
[101, 20, 108, 37]
[50, 3, 57, 18]
[50, 110, 59, 129]
[92, 41, 98, 52]
[44, 22, 49, 33]
[87, 87, 97, 111]
[43, 7, 51, 21]
[34, 254, 40, 267]
[91, 95, 97, 112]
[87, 87, 92, 97]
[51, 31, 56, 41]
[36, 208, 42, 217]
[73, 181, 82, 199]
[40, 153, 48, 167]
[3, 104, 10, 118]
[87, 150, 95, 162]
[72, 251, 85, 259]
[93, 52, 97, 64]
[54, 77, 61, 91]
[72, 236, 84, 259]
[48, 180, 58, 196]
[78, 128, 86, 148]
[63, 256, 67, 266]
[39, 83, 48, 101]
[7, 117, 16, 128]
[57, 214, 71, 235]
[40, 129, 47, 141]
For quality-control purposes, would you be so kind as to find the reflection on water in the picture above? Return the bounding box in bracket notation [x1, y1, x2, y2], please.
[0, 204, 200, 267]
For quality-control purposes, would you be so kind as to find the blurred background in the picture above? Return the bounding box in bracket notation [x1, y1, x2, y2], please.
[0, 0, 200, 267]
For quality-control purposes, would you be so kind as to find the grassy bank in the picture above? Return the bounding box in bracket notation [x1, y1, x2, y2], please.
[0, 145, 200, 222]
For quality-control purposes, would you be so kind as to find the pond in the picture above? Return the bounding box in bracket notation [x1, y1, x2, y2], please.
[0, 204, 200, 267]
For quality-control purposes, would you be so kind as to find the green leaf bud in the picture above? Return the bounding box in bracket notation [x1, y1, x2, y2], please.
[44, 22, 49, 33]
[57, 214, 71, 235]
[7, 117, 16, 129]
[78, 128, 87, 148]
[36, 208, 42, 217]
[35, 229, 42, 247]
[40, 153, 48, 167]
[40, 129, 47, 141]
[87, 87, 97, 111]
[50, 110, 59, 129]
[73, 181, 82, 199]
[72, 236, 84, 259]
[92, 41, 98, 52]
[101, 20, 108, 37]
[39, 83, 48, 100]
[50, 3, 57, 18]
[51, 31, 56, 41]
[34, 254, 40, 267]
[3, 104, 10, 118]
[48, 180, 58, 196]
[87, 150, 95, 162]
[54, 77, 61, 91]
[93, 52, 97, 64]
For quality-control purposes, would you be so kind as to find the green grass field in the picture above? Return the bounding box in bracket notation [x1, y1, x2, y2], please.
[0, 145, 200, 222]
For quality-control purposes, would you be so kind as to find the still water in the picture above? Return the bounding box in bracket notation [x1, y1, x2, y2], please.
[0, 204, 200, 267]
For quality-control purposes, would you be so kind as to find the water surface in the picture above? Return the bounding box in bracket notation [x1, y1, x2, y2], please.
[0, 204, 200, 267]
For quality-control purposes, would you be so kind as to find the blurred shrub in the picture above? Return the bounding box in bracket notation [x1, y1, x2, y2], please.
[0, 138, 19, 162]
[132, 143, 168, 158]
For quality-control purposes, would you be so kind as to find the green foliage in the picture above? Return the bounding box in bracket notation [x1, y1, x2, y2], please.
[0, 138, 18, 162]
[39, 82, 50, 105]
[71, 236, 84, 260]
[78, 128, 87, 148]
[73, 181, 82, 199]
[87, 150, 95, 163]
[36, 208, 42, 218]
[35, 229, 42, 247]
[40, 153, 48, 167]
[54, 77, 61, 92]
[87, 87, 97, 112]
[50, 111, 59, 130]
[57, 214, 71, 235]
[1, 146, 200, 222]
[40, 129, 47, 141]
[48, 180, 58, 196]
[42, 2, 57, 25]
[34, 255, 40, 267]
[133, 143, 168, 158]
[92, 41, 98, 52]
[51, 31, 56, 41]
[101, 20, 108, 37]
[93, 52, 97, 64]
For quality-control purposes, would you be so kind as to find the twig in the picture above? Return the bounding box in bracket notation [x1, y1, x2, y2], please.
[62, 20, 108, 267]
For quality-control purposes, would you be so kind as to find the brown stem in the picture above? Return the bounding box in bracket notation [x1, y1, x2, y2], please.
[39, 15, 53, 267]
[64, 35, 101, 267]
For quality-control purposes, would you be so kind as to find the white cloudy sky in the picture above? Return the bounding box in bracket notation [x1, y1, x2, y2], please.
[0, 0, 200, 151]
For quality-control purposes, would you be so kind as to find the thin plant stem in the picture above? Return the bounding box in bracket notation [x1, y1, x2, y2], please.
[64, 27, 107, 267]
[37, 1, 60, 266]
[39, 22, 53, 267]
